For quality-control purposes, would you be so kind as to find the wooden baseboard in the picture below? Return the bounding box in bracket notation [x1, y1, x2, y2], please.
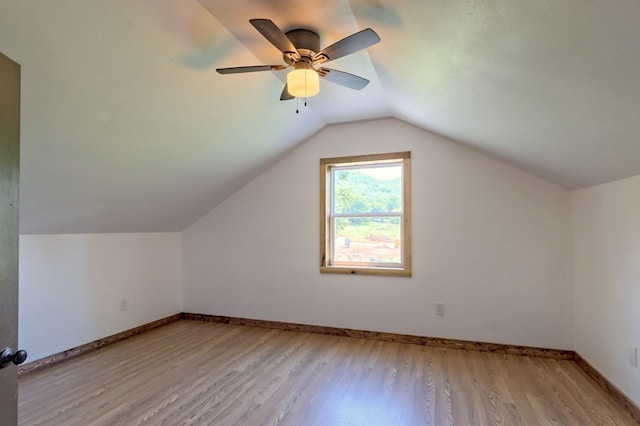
[18, 313, 182, 376]
[181, 312, 574, 360]
[574, 353, 640, 424]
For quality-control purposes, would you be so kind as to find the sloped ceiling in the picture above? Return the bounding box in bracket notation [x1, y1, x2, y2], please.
[1, 0, 640, 234]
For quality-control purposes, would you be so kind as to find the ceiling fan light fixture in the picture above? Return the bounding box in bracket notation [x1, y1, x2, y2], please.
[287, 62, 320, 98]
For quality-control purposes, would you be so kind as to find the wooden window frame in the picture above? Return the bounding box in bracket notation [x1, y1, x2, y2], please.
[320, 151, 412, 277]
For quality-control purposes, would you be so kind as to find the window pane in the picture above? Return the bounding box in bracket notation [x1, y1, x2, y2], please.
[334, 165, 402, 214]
[333, 216, 402, 264]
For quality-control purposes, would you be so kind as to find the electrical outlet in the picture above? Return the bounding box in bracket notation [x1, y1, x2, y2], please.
[629, 345, 638, 367]
[119, 299, 128, 311]
[435, 302, 445, 316]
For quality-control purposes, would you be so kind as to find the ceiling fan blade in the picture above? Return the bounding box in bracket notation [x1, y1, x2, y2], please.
[319, 68, 370, 90]
[280, 84, 294, 101]
[250, 19, 300, 61]
[216, 65, 286, 74]
[313, 28, 380, 63]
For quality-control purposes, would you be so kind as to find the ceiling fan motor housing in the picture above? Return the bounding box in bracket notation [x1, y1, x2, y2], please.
[284, 29, 320, 64]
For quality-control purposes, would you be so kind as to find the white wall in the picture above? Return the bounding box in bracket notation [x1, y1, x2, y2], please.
[573, 175, 640, 406]
[19, 233, 182, 361]
[183, 118, 573, 349]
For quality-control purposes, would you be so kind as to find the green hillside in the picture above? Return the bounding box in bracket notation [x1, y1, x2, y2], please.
[334, 169, 402, 214]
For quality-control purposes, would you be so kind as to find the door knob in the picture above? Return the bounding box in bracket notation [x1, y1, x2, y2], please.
[0, 347, 28, 369]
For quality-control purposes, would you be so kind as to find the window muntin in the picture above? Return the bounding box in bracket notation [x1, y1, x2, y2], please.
[320, 152, 411, 276]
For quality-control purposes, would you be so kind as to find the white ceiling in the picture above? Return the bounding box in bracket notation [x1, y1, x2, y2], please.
[2, 0, 640, 234]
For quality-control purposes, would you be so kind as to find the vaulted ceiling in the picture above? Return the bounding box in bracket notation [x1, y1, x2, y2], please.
[2, 0, 639, 234]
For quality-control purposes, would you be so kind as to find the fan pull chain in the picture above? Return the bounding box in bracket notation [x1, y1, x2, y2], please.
[295, 71, 310, 114]
[304, 70, 308, 107]
[294, 97, 310, 114]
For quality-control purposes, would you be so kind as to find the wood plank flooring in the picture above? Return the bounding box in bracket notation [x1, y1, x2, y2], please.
[18, 320, 636, 425]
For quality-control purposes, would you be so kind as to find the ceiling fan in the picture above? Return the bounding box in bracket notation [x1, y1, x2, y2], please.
[216, 19, 381, 101]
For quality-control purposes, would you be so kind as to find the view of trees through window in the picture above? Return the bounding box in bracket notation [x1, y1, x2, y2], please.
[332, 164, 403, 265]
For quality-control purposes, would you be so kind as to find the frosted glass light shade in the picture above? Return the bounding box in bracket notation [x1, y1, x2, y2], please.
[287, 68, 320, 97]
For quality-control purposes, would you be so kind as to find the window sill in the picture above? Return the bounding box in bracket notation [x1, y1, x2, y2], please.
[320, 266, 411, 277]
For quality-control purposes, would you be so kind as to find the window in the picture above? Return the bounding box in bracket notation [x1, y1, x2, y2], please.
[320, 152, 411, 276]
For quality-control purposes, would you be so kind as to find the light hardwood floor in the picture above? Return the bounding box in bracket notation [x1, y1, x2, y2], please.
[19, 320, 636, 425]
